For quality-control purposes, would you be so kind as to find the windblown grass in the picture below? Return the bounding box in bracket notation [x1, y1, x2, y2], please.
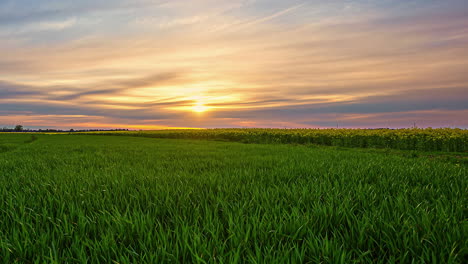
[0, 134, 466, 263]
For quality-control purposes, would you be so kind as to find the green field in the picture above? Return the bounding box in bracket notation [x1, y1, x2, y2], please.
[83, 128, 468, 152]
[0, 133, 466, 263]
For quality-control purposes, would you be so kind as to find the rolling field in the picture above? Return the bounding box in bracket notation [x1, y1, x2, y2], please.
[0, 133, 466, 263]
[84, 128, 468, 152]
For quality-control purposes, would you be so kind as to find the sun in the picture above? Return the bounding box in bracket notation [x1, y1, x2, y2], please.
[192, 103, 208, 113]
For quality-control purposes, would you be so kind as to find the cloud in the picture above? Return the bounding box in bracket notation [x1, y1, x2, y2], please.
[0, 80, 45, 98]
[53, 72, 182, 100]
[0, 0, 167, 25]
[218, 2, 307, 31]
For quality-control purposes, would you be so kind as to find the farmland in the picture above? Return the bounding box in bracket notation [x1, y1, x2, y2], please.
[0, 132, 467, 263]
[83, 128, 468, 152]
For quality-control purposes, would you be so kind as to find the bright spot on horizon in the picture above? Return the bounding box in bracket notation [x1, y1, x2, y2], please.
[192, 103, 208, 113]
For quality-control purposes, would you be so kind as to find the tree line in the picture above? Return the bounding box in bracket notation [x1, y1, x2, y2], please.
[0, 125, 129, 132]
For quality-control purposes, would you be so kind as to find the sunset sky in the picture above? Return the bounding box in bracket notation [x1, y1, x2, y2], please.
[1, 0, 467, 129]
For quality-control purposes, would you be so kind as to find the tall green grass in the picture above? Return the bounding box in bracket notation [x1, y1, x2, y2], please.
[0, 134, 36, 153]
[0, 134, 466, 263]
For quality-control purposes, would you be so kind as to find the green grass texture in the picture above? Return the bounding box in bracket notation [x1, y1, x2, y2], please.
[0, 134, 466, 263]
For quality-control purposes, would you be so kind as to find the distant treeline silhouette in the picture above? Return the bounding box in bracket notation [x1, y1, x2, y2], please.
[0, 125, 129, 133]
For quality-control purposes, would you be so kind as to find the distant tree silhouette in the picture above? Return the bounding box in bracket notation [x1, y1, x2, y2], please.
[14, 125, 23, 132]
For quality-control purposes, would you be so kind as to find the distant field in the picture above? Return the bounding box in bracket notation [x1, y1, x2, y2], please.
[0, 133, 466, 263]
[80, 128, 468, 152]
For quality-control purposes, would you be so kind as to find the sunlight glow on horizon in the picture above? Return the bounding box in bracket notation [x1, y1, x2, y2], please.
[192, 103, 209, 113]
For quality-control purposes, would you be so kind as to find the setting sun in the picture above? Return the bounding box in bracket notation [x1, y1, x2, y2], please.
[192, 103, 208, 113]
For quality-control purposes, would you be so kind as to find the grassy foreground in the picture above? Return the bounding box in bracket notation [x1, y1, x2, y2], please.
[0, 134, 466, 263]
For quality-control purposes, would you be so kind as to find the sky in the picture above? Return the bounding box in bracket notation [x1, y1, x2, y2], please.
[1, 0, 467, 129]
